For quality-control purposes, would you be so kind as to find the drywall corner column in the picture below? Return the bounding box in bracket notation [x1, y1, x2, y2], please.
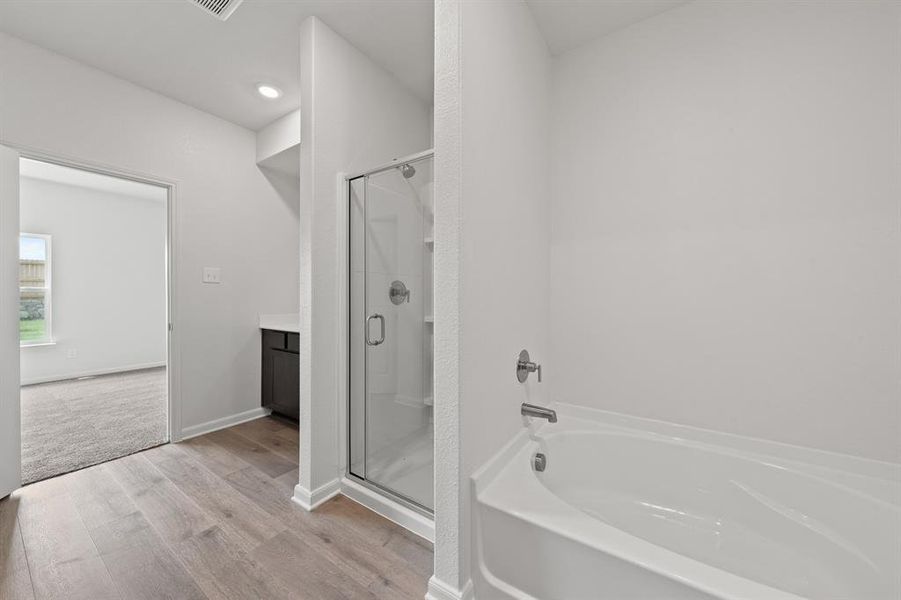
[296, 15, 317, 507]
[295, 16, 431, 510]
[430, 1, 466, 597]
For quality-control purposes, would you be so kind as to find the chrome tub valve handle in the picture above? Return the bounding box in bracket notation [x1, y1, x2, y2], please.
[516, 349, 542, 383]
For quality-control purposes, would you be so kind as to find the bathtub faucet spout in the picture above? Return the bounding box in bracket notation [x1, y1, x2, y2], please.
[521, 403, 557, 423]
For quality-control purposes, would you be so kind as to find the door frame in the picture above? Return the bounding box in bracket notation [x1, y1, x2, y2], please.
[0, 145, 21, 497]
[11, 145, 182, 446]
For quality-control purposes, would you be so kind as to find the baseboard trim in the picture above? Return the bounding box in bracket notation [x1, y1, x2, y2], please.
[20, 362, 167, 387]
[179, 407, 271, 441]
[292, 478, 341, 511]
[426, 577, 474, 600]
[340, 477, 435, 542]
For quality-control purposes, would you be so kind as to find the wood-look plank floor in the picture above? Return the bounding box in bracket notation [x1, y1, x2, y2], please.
[0, 416, 433, 600]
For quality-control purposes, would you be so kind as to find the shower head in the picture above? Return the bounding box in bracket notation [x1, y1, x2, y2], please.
[399, 163, 416, 179]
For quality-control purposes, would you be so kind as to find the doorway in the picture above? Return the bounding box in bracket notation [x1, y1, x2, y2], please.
[16, 157, 172, 484]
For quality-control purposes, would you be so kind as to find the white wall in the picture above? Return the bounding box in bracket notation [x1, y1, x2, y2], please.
[549, 0, 901, 462]
[296, 17, 431, 503]
[432, 0, 551, 594]
[256, 109, 301, 164]
[19, 176, 167, 385]
[0, 33, 300, 438]
[459, 0, 551, 477]
[256, 110, 301, 176]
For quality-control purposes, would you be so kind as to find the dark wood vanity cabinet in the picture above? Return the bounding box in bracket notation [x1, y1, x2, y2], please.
[261, 329, 299, 420]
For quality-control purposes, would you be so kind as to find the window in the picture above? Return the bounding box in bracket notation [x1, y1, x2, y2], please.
[19, 233, 52, 345]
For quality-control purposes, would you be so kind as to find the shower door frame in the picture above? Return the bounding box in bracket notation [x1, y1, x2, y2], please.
[344, 148, 434, 517]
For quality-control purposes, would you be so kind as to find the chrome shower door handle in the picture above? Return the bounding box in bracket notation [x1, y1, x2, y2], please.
[366, 313, 385, 346]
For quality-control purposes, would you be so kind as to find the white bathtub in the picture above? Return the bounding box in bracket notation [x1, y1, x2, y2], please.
[472, 404, 900, 600]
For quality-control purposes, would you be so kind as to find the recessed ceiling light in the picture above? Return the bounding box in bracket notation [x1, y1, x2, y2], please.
[256, 84, 282, 99]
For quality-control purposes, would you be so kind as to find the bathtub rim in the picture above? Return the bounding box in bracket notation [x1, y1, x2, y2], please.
[554, 404, 900, 482]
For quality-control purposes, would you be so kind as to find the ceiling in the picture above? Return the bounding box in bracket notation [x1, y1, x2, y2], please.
[0, 1, 687, 132]
[0, 0, 434, 131]
[21, 158, 168, 203]
[526, 0, 688, 55]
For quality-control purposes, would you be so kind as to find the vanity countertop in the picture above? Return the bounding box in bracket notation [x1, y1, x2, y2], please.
[259, 313, 300, 333]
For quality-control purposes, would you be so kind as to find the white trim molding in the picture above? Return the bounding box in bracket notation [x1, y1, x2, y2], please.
[0, 144, 22, 499]
[426, 577, 473, 600]
[340, 477, 435, 542]
[178, 407, 271, 441]
[292, 478, 341, 511]
[19, 361, 166, 387]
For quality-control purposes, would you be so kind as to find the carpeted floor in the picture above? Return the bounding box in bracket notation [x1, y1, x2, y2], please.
[20, 367, 167, 484]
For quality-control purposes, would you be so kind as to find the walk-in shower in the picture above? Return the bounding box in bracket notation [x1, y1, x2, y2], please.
[347, 150, 434, 514]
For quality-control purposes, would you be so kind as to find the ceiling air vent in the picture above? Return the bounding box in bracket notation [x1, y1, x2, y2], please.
[188, 0, 244, 21]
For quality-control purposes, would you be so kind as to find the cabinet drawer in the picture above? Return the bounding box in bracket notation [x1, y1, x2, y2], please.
[262, 329, 287, 350]
[286, 332, 300, 353]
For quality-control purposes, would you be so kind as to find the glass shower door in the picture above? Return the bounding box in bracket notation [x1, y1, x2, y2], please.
[348, 154, 433, 512]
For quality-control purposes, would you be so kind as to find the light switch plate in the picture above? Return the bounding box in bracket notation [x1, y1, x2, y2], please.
[202, 267, 222, 284]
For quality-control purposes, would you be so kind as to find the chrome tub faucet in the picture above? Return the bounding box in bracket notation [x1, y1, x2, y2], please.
[521, 403, 557, 423]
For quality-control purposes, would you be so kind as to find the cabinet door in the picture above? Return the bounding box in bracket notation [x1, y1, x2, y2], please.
[270, 349, 299, 420]
[262, 344, 276, 411]
[262, 329, 287, 351]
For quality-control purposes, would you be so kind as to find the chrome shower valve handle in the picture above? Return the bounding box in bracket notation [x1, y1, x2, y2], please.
[516, 349, 542, 383]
